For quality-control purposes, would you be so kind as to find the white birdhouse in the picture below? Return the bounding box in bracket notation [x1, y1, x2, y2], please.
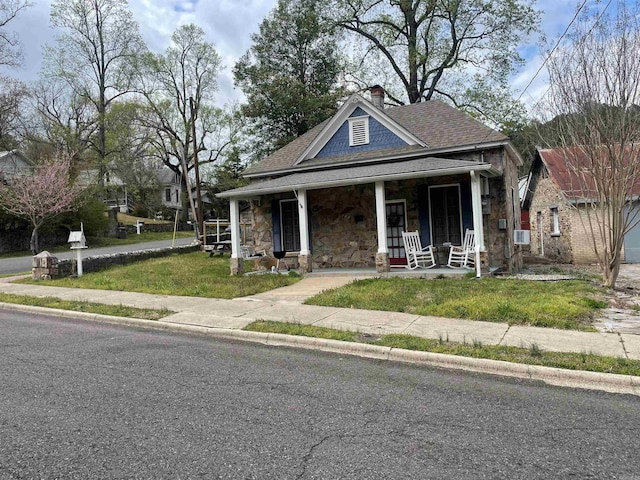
[68, 231, 87, 249]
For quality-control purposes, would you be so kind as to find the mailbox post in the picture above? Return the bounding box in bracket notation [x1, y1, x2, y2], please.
[68, 228, 87, 276]
[135, 220, 144, 235]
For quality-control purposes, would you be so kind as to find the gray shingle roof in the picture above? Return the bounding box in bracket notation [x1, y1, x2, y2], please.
[220, 156, 496, 198]
[243, 99, 507, 177]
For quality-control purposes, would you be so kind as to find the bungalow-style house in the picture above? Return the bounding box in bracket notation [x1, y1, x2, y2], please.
[0, 150, 35, 180]
[522, 146, 640, 264]
[218, 88, 524, 275]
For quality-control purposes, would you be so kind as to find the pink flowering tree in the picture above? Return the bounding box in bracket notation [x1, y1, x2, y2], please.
[0, 153, 84, 253]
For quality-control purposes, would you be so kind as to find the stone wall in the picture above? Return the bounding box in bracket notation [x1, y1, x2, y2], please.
[249, 166, 518, 270]
[529, 174, 574, 263]
[54, 244, 200, 278]
[308, 185, 378, 268]
[497, 148, 522, 272]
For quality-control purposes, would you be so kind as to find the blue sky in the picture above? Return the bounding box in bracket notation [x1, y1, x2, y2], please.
[1, 0, 594, 112]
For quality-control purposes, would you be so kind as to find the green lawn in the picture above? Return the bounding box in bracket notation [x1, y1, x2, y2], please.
[245, 321, 638, 376]
[20, 252, 300, 299]
[0, 293, 172, 320]
[305, 277, 606, 331]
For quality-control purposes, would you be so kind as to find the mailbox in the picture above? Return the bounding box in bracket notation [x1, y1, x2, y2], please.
[68, 231, 87, 249]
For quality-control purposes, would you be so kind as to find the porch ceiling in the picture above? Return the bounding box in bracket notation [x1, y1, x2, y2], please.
[218, 157, 500, 199]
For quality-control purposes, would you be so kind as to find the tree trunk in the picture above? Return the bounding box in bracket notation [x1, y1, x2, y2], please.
[30, 226, 39, 255]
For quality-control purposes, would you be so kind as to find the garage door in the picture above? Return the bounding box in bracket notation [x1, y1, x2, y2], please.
[625, 202, 640, 263]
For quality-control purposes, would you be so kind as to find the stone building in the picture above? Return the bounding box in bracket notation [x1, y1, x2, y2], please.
[218, 88, 525, 275]
[523, 147, 640, 264]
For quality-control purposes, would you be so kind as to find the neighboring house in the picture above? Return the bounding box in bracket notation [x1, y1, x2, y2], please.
[522, 146, 640, 264]
[80, 166, 182, 214]
[218, 88, 524, 275]
[157, 169, 182, 211]
[0, 150, 35, 180]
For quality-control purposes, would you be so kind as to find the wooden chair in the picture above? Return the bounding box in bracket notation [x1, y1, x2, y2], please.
[447, 229, 475, 269]
[402, 231, 436, 270]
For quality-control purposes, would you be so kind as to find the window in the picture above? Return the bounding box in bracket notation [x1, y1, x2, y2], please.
[348, 116, 369, 146]
[429, 185, 463, 245]
[550, 206, 560, 235]
[165, 188, 171, 202]
[280, 199, 301, 252]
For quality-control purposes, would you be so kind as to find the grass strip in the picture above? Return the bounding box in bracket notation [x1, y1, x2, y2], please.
[0, 293, 172, 320]
[305, 277, 604, 331]
[18, 253, 301, 299]
[244, 320, 640, 377]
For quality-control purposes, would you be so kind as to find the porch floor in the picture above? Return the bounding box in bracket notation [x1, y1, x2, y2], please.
[303, 266, 471, 278]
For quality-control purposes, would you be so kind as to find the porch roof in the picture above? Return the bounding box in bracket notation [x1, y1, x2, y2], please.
[218, 156, 499, 199]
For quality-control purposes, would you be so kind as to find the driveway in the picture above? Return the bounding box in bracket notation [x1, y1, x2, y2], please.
[0, 237, 196, 275]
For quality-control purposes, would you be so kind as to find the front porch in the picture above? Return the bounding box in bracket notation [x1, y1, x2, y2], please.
[220, 156, 513, 276]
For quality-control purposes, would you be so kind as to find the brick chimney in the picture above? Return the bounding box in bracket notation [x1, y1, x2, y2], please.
[370, 85, 385, 109]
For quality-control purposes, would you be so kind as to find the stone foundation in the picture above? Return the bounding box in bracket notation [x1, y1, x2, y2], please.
[230, 257, 244, 276]
[375, 252, 390, 273]
[298, 254, 312, 274]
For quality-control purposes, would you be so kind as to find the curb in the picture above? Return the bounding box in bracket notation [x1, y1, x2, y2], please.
[2, 302, 639, 397]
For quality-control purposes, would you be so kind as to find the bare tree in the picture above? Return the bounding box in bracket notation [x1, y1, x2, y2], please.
[0, 152, 84, 253]
[541, 4, 640, 288]
[0, 0, 30, 67]
[28, 77, 97, 162]
[135, 24, 240, 231]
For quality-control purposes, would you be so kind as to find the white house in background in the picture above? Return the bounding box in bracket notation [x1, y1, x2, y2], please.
[0, 150, 35, 180]
[157, 168, 182, 210]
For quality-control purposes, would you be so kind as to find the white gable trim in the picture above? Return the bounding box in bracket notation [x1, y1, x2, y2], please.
[294, 93, 427, 165]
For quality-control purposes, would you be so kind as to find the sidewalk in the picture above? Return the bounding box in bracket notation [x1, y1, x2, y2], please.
[1, 275, 639, 361]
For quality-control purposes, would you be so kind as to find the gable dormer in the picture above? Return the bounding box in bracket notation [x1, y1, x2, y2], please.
[295, 94, 426, 165]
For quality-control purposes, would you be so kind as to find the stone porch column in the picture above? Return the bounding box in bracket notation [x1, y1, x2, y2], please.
[297, 189, 312, 273]
[470, 171, 485, 251]
[229, 198, 244, 276]
[375, 181, 390, 273]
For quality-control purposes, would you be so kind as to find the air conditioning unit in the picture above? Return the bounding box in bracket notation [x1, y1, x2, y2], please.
[514, 229, 531, 245]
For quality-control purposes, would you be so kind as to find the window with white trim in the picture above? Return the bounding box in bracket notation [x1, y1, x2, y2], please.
[550, 206, 560, 235]
[348, 116, 369, 146]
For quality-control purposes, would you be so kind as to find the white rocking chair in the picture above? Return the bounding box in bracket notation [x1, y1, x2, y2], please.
[447, 229, 475, 269]
[240, 245, 266, 260]
[402, 231, 436, 270]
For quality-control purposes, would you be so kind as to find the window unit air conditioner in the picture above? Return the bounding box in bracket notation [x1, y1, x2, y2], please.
[514, 229, 530, 245]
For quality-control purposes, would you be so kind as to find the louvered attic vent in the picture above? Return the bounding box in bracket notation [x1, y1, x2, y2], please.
[348, 116, 369, 146]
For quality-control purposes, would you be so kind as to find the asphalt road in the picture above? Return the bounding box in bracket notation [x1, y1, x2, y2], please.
[0, 237, 196, 275]
[2, 311, 640, 479]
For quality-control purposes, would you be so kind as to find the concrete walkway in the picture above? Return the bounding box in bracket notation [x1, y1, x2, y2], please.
[1, 275, 639, 361]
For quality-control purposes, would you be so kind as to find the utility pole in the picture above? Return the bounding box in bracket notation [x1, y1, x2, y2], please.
[190, 96, 204, 238]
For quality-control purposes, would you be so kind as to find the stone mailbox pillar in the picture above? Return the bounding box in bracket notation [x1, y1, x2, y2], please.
[32, 251, 59, 280]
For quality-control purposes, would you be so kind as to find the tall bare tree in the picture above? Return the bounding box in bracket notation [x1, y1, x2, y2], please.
[541, 4, 640, 288]
[135, 24, 239, 230]
[44, 0, 145, 190]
